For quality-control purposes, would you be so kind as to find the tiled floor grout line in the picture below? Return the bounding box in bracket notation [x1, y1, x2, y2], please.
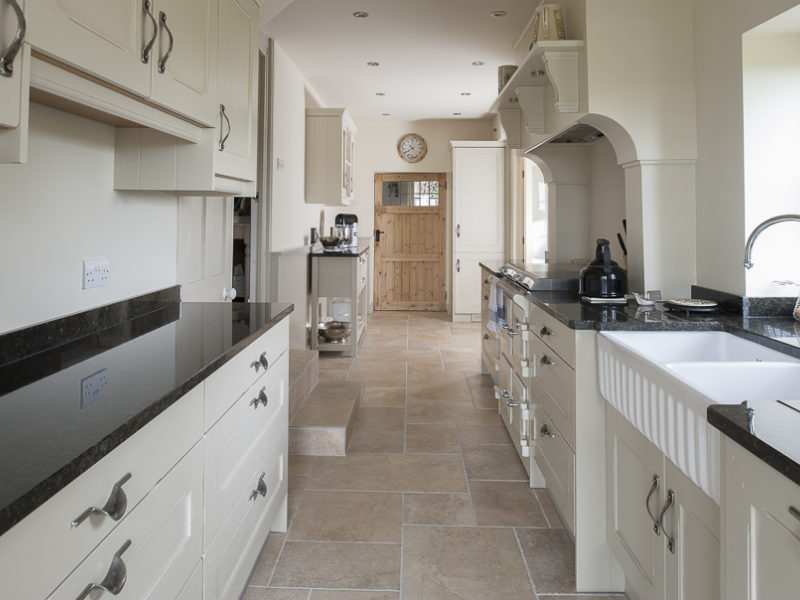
[514, 526, 540, 600]
[534, 489, 553, 529]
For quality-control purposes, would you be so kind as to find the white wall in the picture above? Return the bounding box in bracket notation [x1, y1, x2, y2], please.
[589, 139, 626, 267]
[0, 104, 178, 334]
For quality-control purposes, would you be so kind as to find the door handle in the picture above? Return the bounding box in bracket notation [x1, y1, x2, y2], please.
[158, 11, 174, 73]
[456, 224, 461, 238]
[658, 489, 676, 553]
[456, 259, 461, 273]
[75, 539, 131, 600]
[219, 104, 231, 151]
[645, 474, 661, 535]
[141, 0, 157, 64]
[375, 229, 385, 242]
[0, 0, 26, 77]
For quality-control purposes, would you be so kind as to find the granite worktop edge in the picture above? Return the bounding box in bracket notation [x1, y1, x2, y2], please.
[0, 302, 294, 537]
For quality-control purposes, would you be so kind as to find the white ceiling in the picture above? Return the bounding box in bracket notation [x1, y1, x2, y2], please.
[261, 0, 537, 122]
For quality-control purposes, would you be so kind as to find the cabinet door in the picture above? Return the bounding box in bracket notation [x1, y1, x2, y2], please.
[606, 406, 666, 600]
[27, 0, 151, 96]
[0, 0, 25, 128]
[453, 254, 484, 315]
[150, 0, 217, 126]
[453, 146, 504, 255]
[216, 0, 258, 181]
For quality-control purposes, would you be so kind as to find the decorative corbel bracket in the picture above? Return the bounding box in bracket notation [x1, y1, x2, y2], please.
[542, 48, 581, 112]
[515, 87, 544, 134]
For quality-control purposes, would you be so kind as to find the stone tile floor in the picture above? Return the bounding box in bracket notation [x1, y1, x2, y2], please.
[244, 312, 627, 600]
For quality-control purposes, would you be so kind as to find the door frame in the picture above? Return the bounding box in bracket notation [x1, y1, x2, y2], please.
[373, 172, 447, 311]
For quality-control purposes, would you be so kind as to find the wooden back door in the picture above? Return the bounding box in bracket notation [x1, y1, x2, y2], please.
[374, 173, 446, 311]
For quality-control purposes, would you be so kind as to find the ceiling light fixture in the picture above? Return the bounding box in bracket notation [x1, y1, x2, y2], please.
[472, 61, 484, 66]
[453, 112, 462, 116]
[381, 113, 391, 116]
[376, 92, 386, 96]
[490, 10, 507, 17]
[460, 92, 471, 96]
[366, 61, 380, 67]
[353, 11, 369, 18]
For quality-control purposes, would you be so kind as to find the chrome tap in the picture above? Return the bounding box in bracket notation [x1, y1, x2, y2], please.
[743, 214, 800, 269]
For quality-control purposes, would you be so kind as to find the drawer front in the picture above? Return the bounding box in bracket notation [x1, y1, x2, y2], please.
[47, 441, 204, 600]
[358, 253, 368, 292]
[176, 561, 203, 600]
[205, 318, 289, 430]
[531, 335, 576, 451]
[204, 431, 288, 600]
[534, 405, 575, 534]
[0, 384, 203, 600]
[530, 305, 575, 368]
[205, 352, 288, 546]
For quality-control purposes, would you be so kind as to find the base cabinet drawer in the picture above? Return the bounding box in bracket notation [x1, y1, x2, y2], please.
[530, 306, 575, 368]
[47, 441, 204, 600]
[204, 431, 288, 600]
[177, 561, 203, 600]
[534, 405, 575, 534]
[532, 336, 576, 450]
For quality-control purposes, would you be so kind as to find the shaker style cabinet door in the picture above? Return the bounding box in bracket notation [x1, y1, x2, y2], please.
[452, 145, 504, 255]
[26, 0, 152, 97]
[0, 0, 26, 128]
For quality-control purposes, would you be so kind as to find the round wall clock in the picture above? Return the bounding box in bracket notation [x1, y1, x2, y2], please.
[397, 133, 427, 163]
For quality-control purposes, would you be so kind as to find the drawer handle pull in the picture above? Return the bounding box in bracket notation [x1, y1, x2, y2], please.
[483, 334, 489, 340]
[0, 0, 25, 77]
[540, 326, 552, 337]
[505, 395, 520, 408]
[645, 474, 661, 535]
[141, 0, 157, 63]
[219, 103, 231, 151]
[251, 352, 269, 372]
[250, 387, 268, 408]
[539, 354, 554, 366]
[790, 506, 800, 522]
[71, 473, 132, 528]
[539, 423, 555, 439]
[249, 472, 268, 501]
[484, 295, 489, 300]
[75, 539, 131, 600]
[157, 11, 173, 73]
[658, 489, 676, 553]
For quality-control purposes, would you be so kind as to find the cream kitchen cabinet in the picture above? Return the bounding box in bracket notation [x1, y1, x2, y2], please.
[27, 0, 218, 127]
[451, 141, 505, 318]
[722, 436, 800, 600]
[305, 108, 357, 205]
[0, 0, 26, 128]
[606, 405, 720, 600]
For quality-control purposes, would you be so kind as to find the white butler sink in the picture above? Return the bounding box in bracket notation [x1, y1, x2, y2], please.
[597, 331, 800, 504]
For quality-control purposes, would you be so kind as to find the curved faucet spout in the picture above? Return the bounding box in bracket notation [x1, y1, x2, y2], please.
[743, 214, 800, 269]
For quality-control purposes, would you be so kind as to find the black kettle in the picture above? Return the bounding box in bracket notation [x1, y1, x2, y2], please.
[579, 239, 628, 298]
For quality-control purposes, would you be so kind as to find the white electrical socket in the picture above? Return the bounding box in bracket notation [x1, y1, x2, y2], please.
[81, 369, 108, 409]
[83, 258, 110, 289]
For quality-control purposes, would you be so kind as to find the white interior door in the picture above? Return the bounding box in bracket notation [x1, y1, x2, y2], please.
[178, 196, 233, 301]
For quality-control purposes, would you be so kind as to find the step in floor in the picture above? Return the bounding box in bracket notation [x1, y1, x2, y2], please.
[288, 349, 319, 423]
[288, 381, 363, 456]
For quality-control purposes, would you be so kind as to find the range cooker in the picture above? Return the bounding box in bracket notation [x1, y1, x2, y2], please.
[495, 262, 582, 293]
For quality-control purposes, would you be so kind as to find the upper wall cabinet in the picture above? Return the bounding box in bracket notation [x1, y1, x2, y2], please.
[26, 0, 217, 127]
[305, 108, 356, 205]
[0, 0, 29, 163]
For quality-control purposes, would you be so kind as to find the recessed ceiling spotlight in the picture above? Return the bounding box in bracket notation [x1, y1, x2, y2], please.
[353, 11, 369, 18]
[460, 92, 471, 96]
[366, 61, 380, 67]
[376, 92, 386, 96]
[381, 113, 391, 116]
[472, 61, 484, 66]
[453, 112, 462, 116]
[490, 10, 507, 17]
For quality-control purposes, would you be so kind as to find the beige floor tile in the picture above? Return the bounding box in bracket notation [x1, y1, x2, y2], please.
[360, 385, 406, 407]
[348, 361, 407, 386]
[406, 338, 443, 352]
[458, 423, 513, 447]
[516, 528, 576, 594]
[310, 591, 399, 600]
[465, 373, 494, 389]
[462, 445, 528, 480]
[308, 453, 467, 493]
[402, 526, 535, 599]
[538, 596, 627, 600]
[406, 362, 447, 379]
[469, 385, 498, 409]
[271, 541, 401, 590]
[405, 351, 447, 366]
[287, 475, 309, 525]
[288, 455, 317, 476]
[535, 488, 564, 529]
[406, 401, 478, 425]
[289, 491, 402, 542]
[470, 481, 548, 527]
[242, 589, 309, 600]
[405, 424, 460, 453]
[407, 375, 472, 404]
[404, 493, 475, 526]
[476, 409, 502, 424]
[347, 407, 405, 453]
[247, 532, 286, 586]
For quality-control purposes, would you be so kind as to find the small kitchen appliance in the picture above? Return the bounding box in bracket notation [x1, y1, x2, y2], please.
[335, 213, 358, 248]
[579, 239, 628, 302]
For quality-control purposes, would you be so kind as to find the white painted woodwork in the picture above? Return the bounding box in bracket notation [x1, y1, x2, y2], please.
[0, 42, 29, 163]
[151, 0, 218, 126]
[177, 195, 234, 302]
[515, 86, 544, 134]
[0, 0, 25, 128]
[0, 384, 203, 600]
[176, 561, 203, 600]
[498, 108, 521, 149]
[46, 442, 204, 600]
[534, 402, 575, 530]
[305, 107, 357, 205]
[452, 254, 487, 317]
[607, 405, 720, 600]
[722, 437, 800, 600]
[204, 352, 287, 545]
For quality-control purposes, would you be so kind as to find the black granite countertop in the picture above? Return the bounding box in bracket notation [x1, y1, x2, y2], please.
[309, 238, 370, 257]
[0, 298, 293, 535]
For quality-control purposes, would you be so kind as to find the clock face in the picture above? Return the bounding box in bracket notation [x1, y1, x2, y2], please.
[398, 134, 427, 163]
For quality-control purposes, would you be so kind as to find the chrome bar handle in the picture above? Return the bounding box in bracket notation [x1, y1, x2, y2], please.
[75, 539, 131, 600]
[71, 473, 133, 528]
[249, 472, 268, 501]
[658, 489, 676, 553]
[539, 423, 555, 439]
[250, 387, 268, 408]
[645, 474, 661, 535]
[505, 395, 520, 408]
[141, 0, 157, 63]
[157, 11, 173, 73]
[219, 104, 231, 150]
[790, 506, 800, 522]
[0, 0, 26, 77]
